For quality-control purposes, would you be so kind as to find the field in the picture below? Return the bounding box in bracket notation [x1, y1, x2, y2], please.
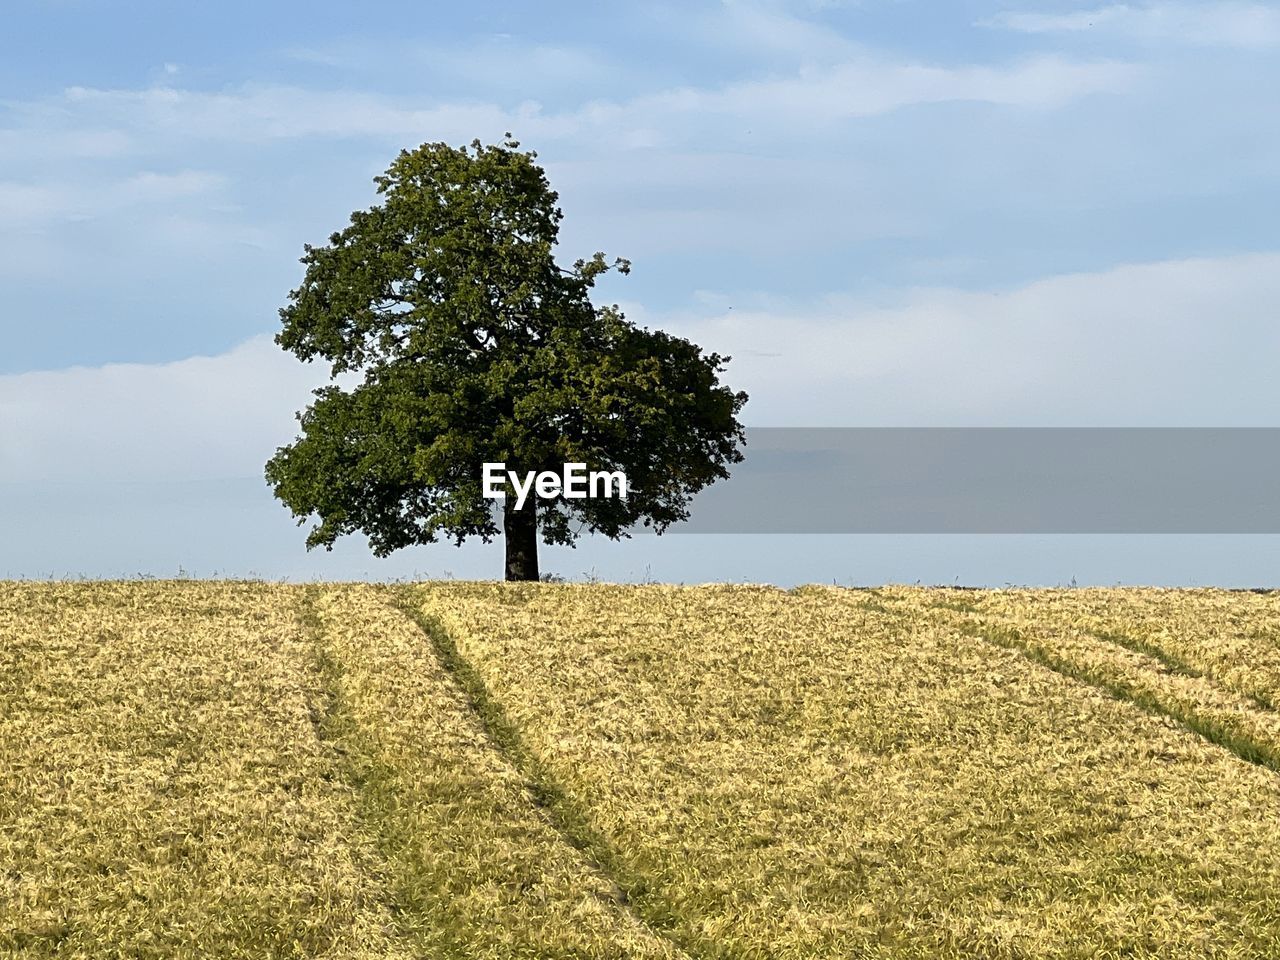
[3, 583, 1280, 958]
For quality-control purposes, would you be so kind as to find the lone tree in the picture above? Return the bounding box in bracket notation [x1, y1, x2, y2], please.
[266, 137, 747, 581]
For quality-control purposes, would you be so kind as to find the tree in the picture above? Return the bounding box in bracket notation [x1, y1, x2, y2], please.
[266, 137, 747, 581]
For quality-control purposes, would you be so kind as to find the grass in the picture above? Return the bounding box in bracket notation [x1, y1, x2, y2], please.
[877, 587, 1280, 775]
[964, 589, 1280, 711]
[413, 582, 1280, 958]
[0, 581, 411, 959]
[307, 585, 681, 958]
[4, 581, 1280, 957]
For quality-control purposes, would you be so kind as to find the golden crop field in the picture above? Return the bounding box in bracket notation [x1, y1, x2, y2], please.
[3, 581, 1280, 958]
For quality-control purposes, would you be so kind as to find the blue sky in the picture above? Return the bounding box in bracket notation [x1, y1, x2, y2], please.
[3, 1, 1280, 583]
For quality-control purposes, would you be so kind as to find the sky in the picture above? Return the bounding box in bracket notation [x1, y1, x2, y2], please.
[2, 0, 1280, 584]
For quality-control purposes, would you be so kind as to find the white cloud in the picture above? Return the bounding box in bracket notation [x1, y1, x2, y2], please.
[0, 182, 64, 222]
[0, 336, 322, 483]
[0, 49, 1136, 278]
[283, 5, 857, 84]
[700, 1, 859, 63]
[0, 127, 132, 162]
[118, 170, 225, 202]
[57, 84, 517, 144]
[986, 3, 1280, 48]
[0, 169, 223, 224]
[4, 252, 1279, 491]
[633, 55, 1134, 122]
[638, 251, 1280, 426]
[16, 47, 1132, 156]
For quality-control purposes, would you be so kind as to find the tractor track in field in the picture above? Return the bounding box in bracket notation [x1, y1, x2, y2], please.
[389, 590, 716, 960]
[296, 586, 425, 956]
[907, 594, 1280, 779]
[300, 584, 698, 958]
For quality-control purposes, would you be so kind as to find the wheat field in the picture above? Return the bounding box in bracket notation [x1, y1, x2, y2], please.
[2, 582, 1279, 958]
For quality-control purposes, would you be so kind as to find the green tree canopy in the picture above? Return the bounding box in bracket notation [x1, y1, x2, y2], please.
[266, 137, 747, 580]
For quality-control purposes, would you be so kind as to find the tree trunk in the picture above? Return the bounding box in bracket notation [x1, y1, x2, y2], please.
[503, 496, 540, 582]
